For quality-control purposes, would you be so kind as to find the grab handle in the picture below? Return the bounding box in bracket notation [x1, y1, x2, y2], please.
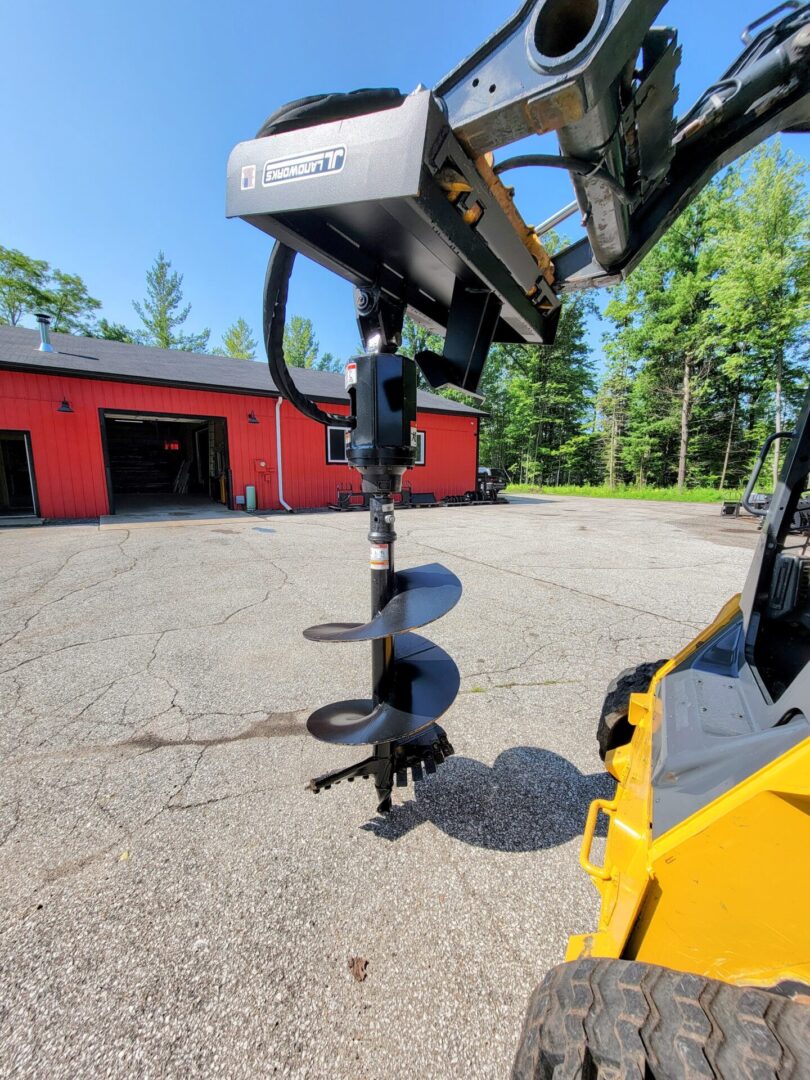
[579, 798, 618, 882]
[741, 431, 793, 517]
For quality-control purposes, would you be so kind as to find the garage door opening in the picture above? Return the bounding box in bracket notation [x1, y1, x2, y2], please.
[101, 412, 230, 516]
[0, 430, 38, 518]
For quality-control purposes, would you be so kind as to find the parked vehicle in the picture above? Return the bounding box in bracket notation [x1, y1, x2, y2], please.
[476, 466, 509, 501]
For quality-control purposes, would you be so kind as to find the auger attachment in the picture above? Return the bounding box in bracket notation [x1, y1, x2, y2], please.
[303, 348, 462, 813]
[253, 241, 464, 816]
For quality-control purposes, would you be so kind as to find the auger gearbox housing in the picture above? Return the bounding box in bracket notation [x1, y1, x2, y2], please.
[346, 353, 417, 494]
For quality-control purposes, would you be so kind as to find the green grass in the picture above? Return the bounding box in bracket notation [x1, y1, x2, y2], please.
[505, 483, 742, 504]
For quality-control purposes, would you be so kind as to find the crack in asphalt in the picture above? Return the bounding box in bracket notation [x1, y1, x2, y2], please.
[0, 532, 136, 649]
[403, 538, 703, 630]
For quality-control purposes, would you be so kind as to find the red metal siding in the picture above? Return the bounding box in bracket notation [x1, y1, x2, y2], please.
[0, 369, 478, 520]
[413, 412, 480, 501]
[0, 369, 283, 519]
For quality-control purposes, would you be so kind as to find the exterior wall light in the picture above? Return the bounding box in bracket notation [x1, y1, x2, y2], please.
[57, 399, 74, 413]
[248, 411, 259, 424]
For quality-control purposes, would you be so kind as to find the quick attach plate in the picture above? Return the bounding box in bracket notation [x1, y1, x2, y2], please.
[226, 90, 559, 347]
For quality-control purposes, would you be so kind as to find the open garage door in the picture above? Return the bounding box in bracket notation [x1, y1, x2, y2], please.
[0, 430, 38, 519]
[101, 412, 230, 515]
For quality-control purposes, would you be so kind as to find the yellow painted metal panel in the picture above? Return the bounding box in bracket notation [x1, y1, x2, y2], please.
[567, 595, 810, 990]
[630, 738, 810, 987]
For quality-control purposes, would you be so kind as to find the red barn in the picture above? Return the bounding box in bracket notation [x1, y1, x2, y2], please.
[0, 325, 481, 522]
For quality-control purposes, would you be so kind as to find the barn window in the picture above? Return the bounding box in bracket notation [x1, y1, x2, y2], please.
[415, 430, 426, 466]
[326, 425, 348, 463]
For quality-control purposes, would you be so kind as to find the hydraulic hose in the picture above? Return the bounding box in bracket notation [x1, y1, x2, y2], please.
[493, 154, 633, 205]
[262, 241, 351, 428]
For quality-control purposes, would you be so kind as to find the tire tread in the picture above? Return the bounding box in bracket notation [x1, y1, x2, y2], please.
[596, 660, 668, 761]
[513, 959, 810, 1079]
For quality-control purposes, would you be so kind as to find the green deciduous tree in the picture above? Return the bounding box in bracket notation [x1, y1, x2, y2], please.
[476, 342, 517, 471]
[0, 247, 50, 325]
[595, 342, 634, 488]
[597, 142, 809, 492]
[501, 292, 598, 484]
[283, 314, 319, 368]
[48, 270, 101, 333]
[604, 192, 718, 489]
[399, 314, 446, 393]
[710, 143, 810, 487]
[400, 315, 443, 359]
[133, 251, 210, 352]
[0, 248, 101, 332]
[221, 316, 258, 359]
[92, 319, 135, 343]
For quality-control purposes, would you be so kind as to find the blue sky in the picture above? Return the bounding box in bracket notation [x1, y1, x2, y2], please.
[2, 0, 807, 365]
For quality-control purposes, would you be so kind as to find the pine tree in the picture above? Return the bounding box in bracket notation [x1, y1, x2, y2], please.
[282, 314, 319, 368]
[221, 317, 258, 359]
[133, 251, 210, 352]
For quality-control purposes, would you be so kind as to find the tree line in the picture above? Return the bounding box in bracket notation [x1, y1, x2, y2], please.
[477, 142, 809, 491]
[598, 143, 809, 491]
[0, 244, 349, 371]
[396, 143, 807, 492]
[2, 141, 806, 492]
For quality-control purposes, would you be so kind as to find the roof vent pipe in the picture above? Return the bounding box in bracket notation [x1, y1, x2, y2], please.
[35, 312, 54, 353]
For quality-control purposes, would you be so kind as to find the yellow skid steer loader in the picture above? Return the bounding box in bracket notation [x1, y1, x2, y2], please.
[514, 414, 810, 1075]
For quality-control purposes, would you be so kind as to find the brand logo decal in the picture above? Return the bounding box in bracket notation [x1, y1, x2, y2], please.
[262, 146, 346, 187]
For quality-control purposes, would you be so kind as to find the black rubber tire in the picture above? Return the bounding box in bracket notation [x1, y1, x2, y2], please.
[513, 958, 810, 1079]
[596, 659, 668, 761]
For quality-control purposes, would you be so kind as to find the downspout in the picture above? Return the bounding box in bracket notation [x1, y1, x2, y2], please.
[275, 396, 293, 512]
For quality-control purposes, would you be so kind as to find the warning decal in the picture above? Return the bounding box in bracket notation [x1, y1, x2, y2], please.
[369, 544, 390, 570]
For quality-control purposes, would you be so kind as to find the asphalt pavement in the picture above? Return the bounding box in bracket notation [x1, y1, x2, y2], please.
[0, 496, 759, 1079]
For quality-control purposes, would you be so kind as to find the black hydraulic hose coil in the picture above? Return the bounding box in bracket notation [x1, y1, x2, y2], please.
[262, 241, 351, 428]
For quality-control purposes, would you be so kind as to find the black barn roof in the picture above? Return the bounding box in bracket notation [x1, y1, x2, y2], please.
[0, 326, 482, 416]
